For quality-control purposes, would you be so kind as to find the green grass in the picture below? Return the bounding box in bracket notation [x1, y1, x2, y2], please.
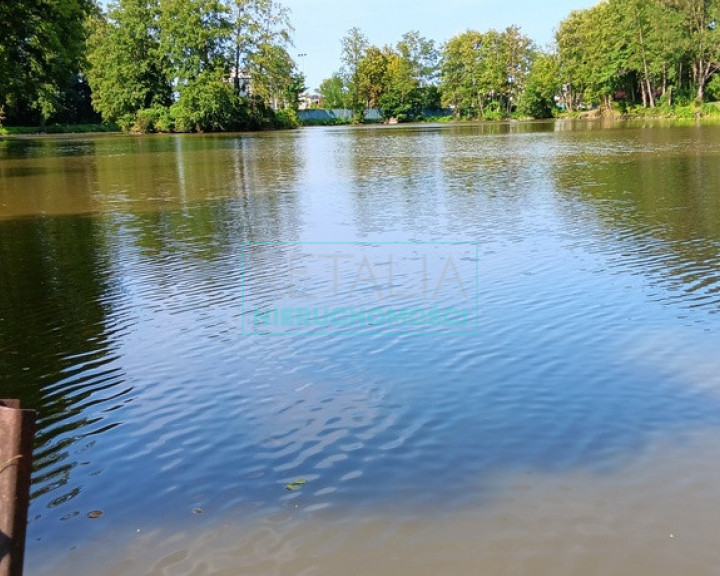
[616, 101, 720, 119]
[421, 115, 456, 123]
[299, 116, 385, 127]
[3, 123, 121, 135]
[299, 117, 353, 127]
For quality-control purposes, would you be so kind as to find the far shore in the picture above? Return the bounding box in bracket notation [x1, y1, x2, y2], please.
[4, 110, 720, 137]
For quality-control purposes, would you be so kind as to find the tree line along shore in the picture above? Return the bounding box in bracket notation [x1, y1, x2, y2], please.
[1, 0, 719, 135]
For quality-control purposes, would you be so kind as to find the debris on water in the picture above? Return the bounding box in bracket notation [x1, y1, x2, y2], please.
[87, 510, 104, 519]
[285, 478, 307, 491]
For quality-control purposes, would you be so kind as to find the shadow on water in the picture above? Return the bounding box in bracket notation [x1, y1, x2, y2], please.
[0, 214, 130, 512]
[552, 123, 720, 312]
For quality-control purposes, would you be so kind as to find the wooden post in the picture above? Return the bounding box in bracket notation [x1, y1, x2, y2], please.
[0, 400, 36, 576]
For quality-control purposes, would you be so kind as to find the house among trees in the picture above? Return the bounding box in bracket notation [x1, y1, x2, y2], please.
[228, 69, 253, 99]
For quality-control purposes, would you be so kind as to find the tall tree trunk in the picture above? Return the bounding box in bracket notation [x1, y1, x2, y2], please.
[565, 90, 574, 113]
[234, 39, 241, 95]
[695, 60, 717, 101]
[645, 77, 655, 108]
[678, 62, 683, 92]
[637, 22, 655, 108]
[640, 80, 647, 108]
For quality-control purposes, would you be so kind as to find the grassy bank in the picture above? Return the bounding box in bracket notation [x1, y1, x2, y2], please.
[299, 117, 353, 127]
[626, 101, 720, 119]
[557, 102, 720, 120]
[299, 117, 386, 127]
[2, 123, 121, 135]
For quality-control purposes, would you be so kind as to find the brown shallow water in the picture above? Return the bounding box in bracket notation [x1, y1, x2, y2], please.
[2, 121, 720, 575]
[38, 431, 720, 576]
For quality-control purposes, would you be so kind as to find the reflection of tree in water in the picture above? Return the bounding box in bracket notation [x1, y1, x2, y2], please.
[343, 125, 556, 238]
[344, 127, 446, 236]
[0, 132, 305, 522]
[230, 134, 304, 245]
[0, 215, 128, 508]
[553, 136, 720, 311]
[104, 134, 304, 261]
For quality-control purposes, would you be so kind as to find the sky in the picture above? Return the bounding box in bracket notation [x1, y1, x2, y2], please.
[282, 0, 600, 91]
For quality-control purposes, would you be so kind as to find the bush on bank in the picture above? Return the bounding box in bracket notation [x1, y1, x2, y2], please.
[122, 82, 299, 134]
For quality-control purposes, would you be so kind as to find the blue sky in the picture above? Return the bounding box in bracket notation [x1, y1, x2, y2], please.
[282, 0, 599, 91]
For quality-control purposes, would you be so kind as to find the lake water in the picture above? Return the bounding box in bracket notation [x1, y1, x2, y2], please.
[2, 121, 720, 575]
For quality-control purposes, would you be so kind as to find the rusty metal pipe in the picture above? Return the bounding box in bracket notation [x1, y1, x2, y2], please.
[0, 400, 36, 576]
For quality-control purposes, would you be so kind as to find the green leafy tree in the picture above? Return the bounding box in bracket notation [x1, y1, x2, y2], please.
[620, 0, 661, 107]
[318, 74, 349, 109]
[379, 52, 422, 121]
[556, 10, 587, 111]
[502, 26, 535, 114]
[601, 0, 682, 108]
[556, 5, 623, 111]
[708, 73, 720, 100]
[250, 43, 302, 109]
[666, 0, 720, 100]
[170, 70, 246, 131]
[397, 31, 439, 86]
[581, 2, 625, 109]
[86, 0, 172, 128]
[284, 72, 306, 111]
[519, 52, 561, 118]
[86, 0, 298, 131]
[159, 0, 230, 86]
[440, 30, 484, 117]
[357, 46, 391, 108]
[440, 28, 534, 118]
[229, 0, 293, 98]
[555, 0, 719, 109]
[0, 0, 95, 124]
[341, 27, 370, 120]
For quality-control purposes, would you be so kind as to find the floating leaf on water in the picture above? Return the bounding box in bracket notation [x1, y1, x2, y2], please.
[285, 478, 307, 491]
[87, 510, 104, 519]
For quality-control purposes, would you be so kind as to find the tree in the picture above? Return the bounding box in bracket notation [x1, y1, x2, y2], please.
[519, 52, 561, 118]
[554, 0, 719, 109]
[556, 10, 587, 112]
[556, 5, 623, 111]
[397, 31, 439, 86]
[228, 0, 293, 98]
[170, 70, 247, 131]
[318, 74, 349, 109]
[159, 0, 230, 86]
[379, 52, 422, 121]
[440, 28, 534, 118]
[341, 27, 370, 120]
[86, 0, 299, 130]
[250, 43, 302, 109]
[502, 26, 535, 114]
[0, 0, 96, 124]
[708, 72, 720, 99]
[440, 30, 484, 117]
[357, 46, 391, 108]
[666, 0, 720, 100]
[86, 0, 172, 127]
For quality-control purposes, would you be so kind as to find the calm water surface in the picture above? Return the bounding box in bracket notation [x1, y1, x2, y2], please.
[2, 121, 720, 575]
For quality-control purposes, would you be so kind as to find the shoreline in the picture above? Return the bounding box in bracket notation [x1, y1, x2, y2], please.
[4, 113, 720, 137]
